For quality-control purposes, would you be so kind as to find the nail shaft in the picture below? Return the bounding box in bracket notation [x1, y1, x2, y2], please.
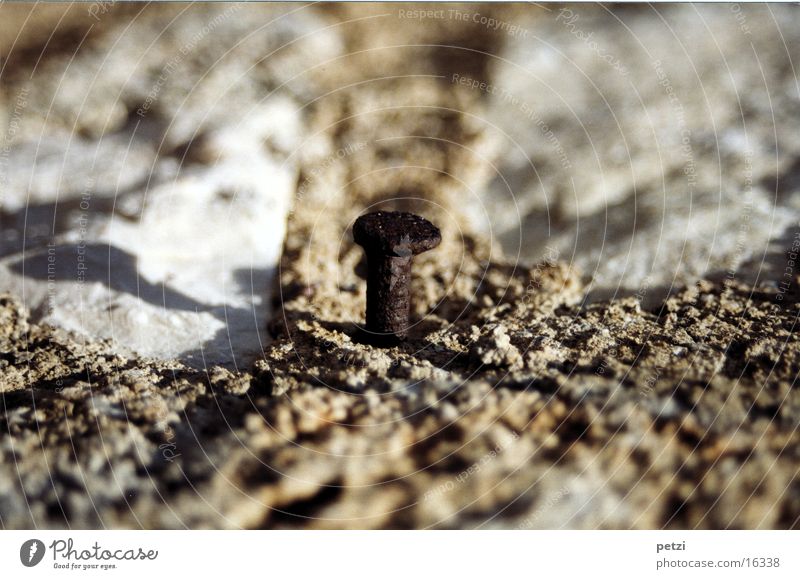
[365, 253, 412, 338]
[353, 211, 441, 344]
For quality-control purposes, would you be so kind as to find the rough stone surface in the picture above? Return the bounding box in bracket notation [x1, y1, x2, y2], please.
[1, 3, 799, 529]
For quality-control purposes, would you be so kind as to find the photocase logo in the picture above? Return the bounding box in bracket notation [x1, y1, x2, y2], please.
[19, 539, 46, 567]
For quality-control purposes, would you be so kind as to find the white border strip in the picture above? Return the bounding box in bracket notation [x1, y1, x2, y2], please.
[1, 531, 798, 577]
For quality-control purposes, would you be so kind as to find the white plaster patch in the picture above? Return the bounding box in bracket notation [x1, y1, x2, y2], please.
[1, 98, 300, 367]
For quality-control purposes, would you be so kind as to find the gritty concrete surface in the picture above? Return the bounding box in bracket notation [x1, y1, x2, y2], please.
[1, 3, 799, 529]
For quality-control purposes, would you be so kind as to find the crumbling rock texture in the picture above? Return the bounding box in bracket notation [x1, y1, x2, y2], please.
[4, 272, 799, 529]
[1, 3, 800, 529]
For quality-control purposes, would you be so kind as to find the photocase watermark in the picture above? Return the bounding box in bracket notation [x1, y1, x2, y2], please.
[46, 240, 58, 317]
[638, 364, 663, 399]
[451, 74, 572, 169]
[48, 538, 158, 571]
[397, 8, 447, 21]
[43, 177, 95, 323]
[776, 229, 800, 303]
[398, 8, 530, 39]
[652, 59, 696, 197]
[152, 388, 181, 463]
[449, 9, 530, 39]
[20, 537, 158, 570]
[156, 416, 181, 463]
[517, 486, 570, 528]
[87, 0, 115, 21]
[724, 149, 755, 287]
[555, 8, 628, 77]
[19, 539, 46, 567]
[0, 85, 30, 194]
[595, 338, 619, 378]
[633, 274, 653, 306]
[522, 245, 560, 305]
[422, 431, 519, 502]
[76, 177, 94, 290]
[730, 4, 752, 36]
[136, 4, 242, 117]
[292, 141, 367, 214]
